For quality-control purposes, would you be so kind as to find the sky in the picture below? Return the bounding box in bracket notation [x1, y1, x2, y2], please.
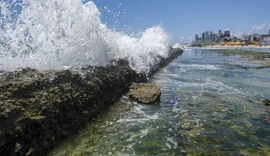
[1, 0, 270, 44]
[90, 0, 270, 43]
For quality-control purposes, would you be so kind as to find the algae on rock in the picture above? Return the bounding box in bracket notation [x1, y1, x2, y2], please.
[128, 83, 161, 104]
[0, 60, 139, 155]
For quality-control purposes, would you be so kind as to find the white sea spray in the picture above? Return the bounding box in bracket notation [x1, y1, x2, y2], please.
[0, 0, 170, 73]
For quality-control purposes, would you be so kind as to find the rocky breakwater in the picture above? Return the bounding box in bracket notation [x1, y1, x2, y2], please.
[148, 47, 183, 77]
[0, 48, 183, 155]
[0, 60, 140, 155]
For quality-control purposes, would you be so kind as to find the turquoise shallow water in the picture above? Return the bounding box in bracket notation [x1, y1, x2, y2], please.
[51, 49, 270, 156]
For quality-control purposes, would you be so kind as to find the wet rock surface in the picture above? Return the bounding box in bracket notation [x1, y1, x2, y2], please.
[263, 99, 270, 106]
[0, 60, 140, 155]
[148, 47, 184, 77]
[128, 83, 161, 104]
[263, 116, 270, 124]
[0, 48, 183, 155]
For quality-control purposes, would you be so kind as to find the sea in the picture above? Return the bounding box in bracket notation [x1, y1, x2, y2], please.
[50, 48, 270, 155]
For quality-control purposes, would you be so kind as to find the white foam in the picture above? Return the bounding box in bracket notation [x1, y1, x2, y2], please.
[173, 43, 191, 51]
[175, 64, 221, 72]
[173, 43, 184, 50]
[140, 129, 149, 138]
[165, 142, 171, 149]
[155, 73, 242, 95]
[146, 114, 159, 120]
[178, 78, 242, 94]
[0, 0, 170, 74]
[167, 137, 178, 148]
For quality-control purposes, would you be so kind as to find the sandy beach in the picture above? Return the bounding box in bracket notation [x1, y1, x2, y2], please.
[194, 45, 270, 52]
[206, 45, 270, 49]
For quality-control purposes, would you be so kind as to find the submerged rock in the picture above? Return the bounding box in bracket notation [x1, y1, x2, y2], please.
[263, 116, 270, 124]
[128, 83, 161, 104]
[263, 99, 270, 106]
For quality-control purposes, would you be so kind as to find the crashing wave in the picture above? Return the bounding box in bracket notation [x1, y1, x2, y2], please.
[0, 0, 170, 73]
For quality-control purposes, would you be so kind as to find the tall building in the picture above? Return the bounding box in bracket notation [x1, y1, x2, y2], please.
[211, 33, 217, 42]
[206, 31, 209, 41]
[195, 34, 199, 42]
[224, 29, 230, 37]
[217, 36, 220, 42]
[195, 29, 224, 43]
[218, 30, 222, 37]
[202, 33, 206, 40]
[214, 34, 218, 42]
[269, 29, 270, 35]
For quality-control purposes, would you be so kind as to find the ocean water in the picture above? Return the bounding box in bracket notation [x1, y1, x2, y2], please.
[51, 49, 270, 155]
[0, 0, 169, 74]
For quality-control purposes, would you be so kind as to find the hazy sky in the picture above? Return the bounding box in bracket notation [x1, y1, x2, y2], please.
[91, 0, 270, 43]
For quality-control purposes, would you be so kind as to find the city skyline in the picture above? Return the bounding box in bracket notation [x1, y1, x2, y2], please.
[194, 28, 270, 44]
[194, 29, 231, 43]
[195, 28, 270, 41]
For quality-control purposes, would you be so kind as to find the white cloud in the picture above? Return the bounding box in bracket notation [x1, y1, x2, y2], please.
[252, 23, 268, 31]
[231, 31, 244, 38]
[251, 23, 270, 34]
[177, 36, 193, 44]
[231, 23, 270, 38]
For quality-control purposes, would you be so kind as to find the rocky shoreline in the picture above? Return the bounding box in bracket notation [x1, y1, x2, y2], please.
[217, 50, 270, 69]
[0, 48, 183, 155]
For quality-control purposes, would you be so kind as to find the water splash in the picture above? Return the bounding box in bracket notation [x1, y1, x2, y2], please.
[0, 0, 170, 73]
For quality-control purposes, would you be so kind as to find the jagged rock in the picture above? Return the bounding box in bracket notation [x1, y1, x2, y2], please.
[0, 48, 183, 155]
[263, 116, 270, 124]
[128, 83, 161, 104]
[263, 99, 270, 106]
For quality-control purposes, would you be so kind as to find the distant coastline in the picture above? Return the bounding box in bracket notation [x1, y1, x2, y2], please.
[190, 45, 270, 53]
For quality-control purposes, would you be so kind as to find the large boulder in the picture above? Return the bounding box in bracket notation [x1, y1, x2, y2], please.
[128, 83, 161, 104]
